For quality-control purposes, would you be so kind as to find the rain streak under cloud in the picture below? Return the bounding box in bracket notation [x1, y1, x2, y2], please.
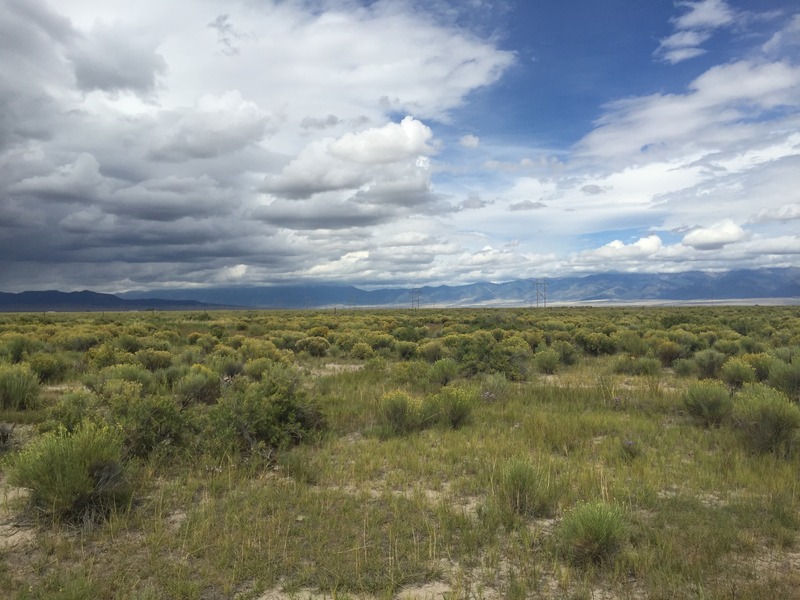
[1, 0, 799, 292]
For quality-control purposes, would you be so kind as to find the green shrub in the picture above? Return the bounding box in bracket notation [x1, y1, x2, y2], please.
[417, 340, 445, 363]
[9, 422, 131, 523]
[422, 387, 475, 429]
[390, 360, 430, 388]
[26, 351, 70, 383]
[714, 338, 740, 356]
[732, 384, 800, 457]
[1, 334, 40, 363]
[720, 357, 757, 389]
[672, 358, 699, 378]
[207, 368, 323, 456]
[694, 349, 726, 379]
[535, 349, 560, 374]
[114, 395, 185, 458]
[683, 381, 732, 427]
[95, 363, 155, 396]
[480, 372, 511, 403]
[611, 356, 661, 377]
[490, 336, 533, 381]
[378, 391, 420, 436]
[551, 340, 578, 366]
[653, 339, 683, 366]
[114, 334, 142, 354]
[741, 352, 774, 382]
[350, 342, 374, 360]
[559, 502, 628, 565]
[175, 364, 220, 405]
[135, 348, 173, 371]
[768, 360, 800, 403]
[243, 357, 275, 381]
[44, 390, 103, 433]
[0, 363, 40, 410]
[295, 336, 330, 357]
[395, 341, 418, 360]
[494, 459, 560, 519]
[429, 358, 459, 386]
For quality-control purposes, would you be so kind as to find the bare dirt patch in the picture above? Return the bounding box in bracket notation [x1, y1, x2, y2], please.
[396, 581, 452, 599]
[309, 363, 364, 377]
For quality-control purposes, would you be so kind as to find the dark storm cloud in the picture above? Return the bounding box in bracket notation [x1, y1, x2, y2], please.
[106, 176, 237, 222]
[251, 199, 393, 230]
[9, 153, 109, 202]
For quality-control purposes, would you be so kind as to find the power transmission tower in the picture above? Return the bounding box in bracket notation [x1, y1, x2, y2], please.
[410, 289, 421, 310]
[534, 279, 548, 308]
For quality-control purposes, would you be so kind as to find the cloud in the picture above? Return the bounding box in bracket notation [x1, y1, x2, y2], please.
[762, 14, 800, 55]
[300, 115, 340, 130]
[9, 153, 109, 201]
[580, 184, 607, 196]
[655, 0, 736, 64]
[682, 219, 747, 250]
[673, 0, 734, 30]
[460, 194, 489, 210]
[148, 91, 275, 161]
[329, 116, 434, 164]
[509, 200, 546, 211]
[579, 60, 800, 159]
[570, 235, 664, 267]
[69, 22, 166, 95]
[263, 116, 435, 200]
[460, 134, 480, 148]
[749, 203, 800, 224]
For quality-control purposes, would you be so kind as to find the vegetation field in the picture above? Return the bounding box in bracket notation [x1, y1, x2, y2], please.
[1, 306, 800, 599]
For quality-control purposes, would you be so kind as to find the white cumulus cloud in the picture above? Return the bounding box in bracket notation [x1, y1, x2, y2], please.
[682, 219, 748, 250]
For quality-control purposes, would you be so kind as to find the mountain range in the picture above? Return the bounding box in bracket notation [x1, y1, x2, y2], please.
[119, 268, 800, 308]
[2, 268, 796, 312]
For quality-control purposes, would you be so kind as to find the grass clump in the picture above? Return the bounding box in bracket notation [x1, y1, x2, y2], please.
[0, 363, 40, 410]
[558, 501, 628, 566]
[9, 421, 132, 523]
[494, 458, 560, 519]
[479, 371, 511, 402]
[421, 386, 475, 429]
[732, 384, 800, 457]
[611, 355, 661, 376]
[378, 391, 420, 436]
[683, 380, 732, 427]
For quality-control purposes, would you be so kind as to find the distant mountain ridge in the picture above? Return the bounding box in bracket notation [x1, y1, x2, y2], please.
[0, 290, 229, 312]
[2, 268, 798, 311]
[120, 267, 799, 308]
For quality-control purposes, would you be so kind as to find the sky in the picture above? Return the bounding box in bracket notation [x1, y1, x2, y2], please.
[1, 0, 799, 293]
